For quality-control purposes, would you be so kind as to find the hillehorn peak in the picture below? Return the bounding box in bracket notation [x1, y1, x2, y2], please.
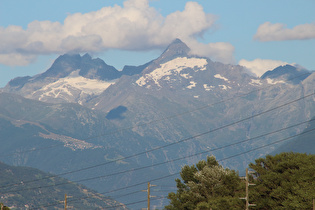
[157, 38, 191, 64]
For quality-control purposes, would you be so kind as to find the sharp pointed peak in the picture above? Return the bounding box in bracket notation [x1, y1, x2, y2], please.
[82, 53, 92, 59]
[170, 38, 186, 45]
[155, 38, 190, 64]
[166, 38, 190, 52]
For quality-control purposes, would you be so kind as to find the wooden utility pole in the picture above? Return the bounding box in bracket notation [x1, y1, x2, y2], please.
[246, 168, 256, 209]
[64, 194, 67, 210]
[240, 168, 256, 210]
[64, 194, 73, 209]
[142, 182, 156, 210]
[147, 182, 151, 210]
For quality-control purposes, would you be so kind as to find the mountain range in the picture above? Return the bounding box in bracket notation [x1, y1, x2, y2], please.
[0, 39, 314, 209]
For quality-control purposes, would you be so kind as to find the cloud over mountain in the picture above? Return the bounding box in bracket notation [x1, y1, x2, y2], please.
[254, 22, 315, 42]
[0, 0, 234, 66]
[239, 58, 288, 77]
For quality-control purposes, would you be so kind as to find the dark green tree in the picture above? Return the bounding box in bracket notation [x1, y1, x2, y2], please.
[249, 152, 315, 209]
[0, 203, 10, 210]
[165, 156, 244, 210]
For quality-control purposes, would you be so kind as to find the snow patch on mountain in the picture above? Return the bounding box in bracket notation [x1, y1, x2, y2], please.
[214, 74, 229, 82]
[136, 57, 208, 87]
[181, 73, 192, 79]
[187, 81, 197, 89]
[203, 84, 215, 91]
[219, 85, 231, 90]
[33, 73, 115, 102]
[250, 79, 263, 86]
[266, 78, 286, 84]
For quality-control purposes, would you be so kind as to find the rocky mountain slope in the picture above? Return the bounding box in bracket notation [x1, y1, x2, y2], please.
[271, 117, 315, 155]
[4, 53, 150, 105]
[1, 39, 314, 208]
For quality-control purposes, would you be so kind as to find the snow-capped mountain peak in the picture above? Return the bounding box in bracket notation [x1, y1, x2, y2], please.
[2, 39, 313, 107]
[157, 38, 190, 63]
[136, 57, 208, 87]
[3, 54, 121, 104]
[32, 70, 116, 104]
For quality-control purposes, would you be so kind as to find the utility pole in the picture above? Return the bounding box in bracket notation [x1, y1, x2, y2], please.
[142, 182, 156, 210]
[64, 194, 67, 210]
[245, 168, 249, 209]
[64, 194, 73, 210]
[240, 168, 256, 210]
[147, 182, 151, 210]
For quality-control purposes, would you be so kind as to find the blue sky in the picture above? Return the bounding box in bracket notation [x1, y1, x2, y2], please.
[0, 0, 314, 87]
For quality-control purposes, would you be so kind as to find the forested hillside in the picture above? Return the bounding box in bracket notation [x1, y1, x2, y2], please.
[0, 162, 126, 209]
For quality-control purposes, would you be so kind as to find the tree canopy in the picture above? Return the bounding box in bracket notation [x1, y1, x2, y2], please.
[165, 153, 315, 209]
[165, 156, 244, 210]
[249, 152, 315, 209]
[0, 203, 10, 210]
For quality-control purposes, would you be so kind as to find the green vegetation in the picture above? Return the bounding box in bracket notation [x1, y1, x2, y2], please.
[0, 203, 10, 210]
[165, 156, 244, 210]
[166, 153, 315, 209]
[249, 152, 315, 209]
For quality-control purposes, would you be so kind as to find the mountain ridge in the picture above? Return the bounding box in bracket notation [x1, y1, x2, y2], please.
[3, 39, 313, 105]
[0, 38, 314, 209]
[261, 64, 311, 84]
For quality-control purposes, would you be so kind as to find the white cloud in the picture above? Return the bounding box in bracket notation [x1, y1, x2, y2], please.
[239, 58, 288, 77]
[0, 0, 234, 66]
[157, 2, 215, 43]
[254, 22, 315, 41]
[0, 53, 36, 66]
[187, 40, 235, 64]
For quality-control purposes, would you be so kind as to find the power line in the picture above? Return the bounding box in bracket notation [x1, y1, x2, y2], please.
[1, 92, 314, 191]
[104, 196, 167, 210]
[29, 173, 178, 210]
[32, 125, 315, 209]
[90, 126, 315, 195]
[0, 72, 309, 158]
[71, 72, 311, 142]
[0, 143, 64, 158]
[0, 71, 311, 209]
[2, 78, 312, 208]
[105, 127, 315, 209]
[5, 117, 313, 194]
[104, 199, 147, 210]
[12, 123, 315, 210]
[110, 189, 144, 199]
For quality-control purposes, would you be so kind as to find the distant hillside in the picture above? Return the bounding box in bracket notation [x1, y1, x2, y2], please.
[271, 117, 315, 155]
[0, 162, 126, 209]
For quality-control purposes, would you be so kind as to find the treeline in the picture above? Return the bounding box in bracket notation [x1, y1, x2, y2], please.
[165, 152, 315, 209]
